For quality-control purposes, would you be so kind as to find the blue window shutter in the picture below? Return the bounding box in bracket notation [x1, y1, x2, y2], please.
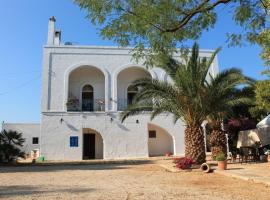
[70, 136, 78, 147]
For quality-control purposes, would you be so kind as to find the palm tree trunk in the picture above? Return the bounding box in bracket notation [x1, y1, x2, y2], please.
[210, 129, 227, 160]
[185, 126, 206, 164]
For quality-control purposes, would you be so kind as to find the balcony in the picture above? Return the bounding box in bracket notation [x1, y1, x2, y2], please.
[117, 98, 129, 111]
[117, 98, 154, 111]
[66, 98, 105, 112]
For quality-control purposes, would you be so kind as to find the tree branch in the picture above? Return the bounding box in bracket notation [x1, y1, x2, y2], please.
[118, 6, 166, 32]
[260, 0, 269, 15]
[118, 0, 232, 34]
[162, 0, 232, 33]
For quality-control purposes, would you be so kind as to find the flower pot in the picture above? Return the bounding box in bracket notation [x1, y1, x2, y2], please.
[218, 161, 227, 170]
[165, 152, 172, 157]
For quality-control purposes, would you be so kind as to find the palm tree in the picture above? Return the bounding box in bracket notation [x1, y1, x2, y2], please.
[121, 43, 216, 164]
[0, 130, 25, 162]
[206, 74, 254, 159]
[121, 43, 251, 164]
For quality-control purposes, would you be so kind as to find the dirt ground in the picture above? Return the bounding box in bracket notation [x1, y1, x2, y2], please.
[0, 162, 269, 200]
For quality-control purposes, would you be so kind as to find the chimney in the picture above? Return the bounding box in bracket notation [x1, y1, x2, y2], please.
[47, 16, 61, 45]
[54, 30, 61, 45]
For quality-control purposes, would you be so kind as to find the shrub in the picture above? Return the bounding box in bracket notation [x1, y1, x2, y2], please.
[216, 153, 226, 161]
[0, 130, 25, 163]
[173, 157, 194, 170]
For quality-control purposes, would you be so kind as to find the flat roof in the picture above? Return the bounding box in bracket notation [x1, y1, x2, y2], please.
[44, 44, 216, 53]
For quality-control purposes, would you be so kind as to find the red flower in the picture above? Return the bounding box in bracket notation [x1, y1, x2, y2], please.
[173, 157, 194, 170]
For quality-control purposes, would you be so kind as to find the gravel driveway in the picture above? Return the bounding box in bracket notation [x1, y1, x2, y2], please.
[0, 163, 269, 200]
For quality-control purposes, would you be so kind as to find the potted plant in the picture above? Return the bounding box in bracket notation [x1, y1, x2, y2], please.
[216, 153, 227, 170]
[66, 96, 79, 111]
[96, 99, 105, 111]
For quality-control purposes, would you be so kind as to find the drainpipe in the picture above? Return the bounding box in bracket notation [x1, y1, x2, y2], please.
[39, 119, 42, 157]
[201, 120, 208, 153]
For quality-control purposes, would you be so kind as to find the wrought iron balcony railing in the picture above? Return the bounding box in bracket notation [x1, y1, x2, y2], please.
[117, 98, 153, 111]
[66, 98, 105, 112]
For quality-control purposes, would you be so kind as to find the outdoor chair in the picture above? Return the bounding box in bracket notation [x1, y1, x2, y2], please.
[227, 151, 238, 163]
[239, 146, 256, 163]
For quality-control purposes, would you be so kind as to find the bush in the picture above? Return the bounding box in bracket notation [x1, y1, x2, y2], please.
[173, 157, 194, 170]
[216, 153, 226, 161]
[0, 130, 25, 163]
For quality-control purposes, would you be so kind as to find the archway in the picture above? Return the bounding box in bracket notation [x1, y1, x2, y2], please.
[82, 128, 104, 159]
[67, 66, 105, 111]
[116, 66, 151, 110]
[147, 123, 174, 157]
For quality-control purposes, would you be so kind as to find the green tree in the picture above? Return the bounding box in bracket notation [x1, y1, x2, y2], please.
[120, 43, 250, 163]
[250, 79, 270, 120]
[0, 130, 25, 162]
[74, 0, 270, 65]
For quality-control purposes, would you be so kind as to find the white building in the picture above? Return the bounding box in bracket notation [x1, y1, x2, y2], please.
[2, 123, 40, 156]
[2, 17, 219, 161]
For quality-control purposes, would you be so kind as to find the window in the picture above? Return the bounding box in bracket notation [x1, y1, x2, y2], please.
[32, 137, 39, 144]
[149, 130, 156, 138]
[70, 136, 78, 147]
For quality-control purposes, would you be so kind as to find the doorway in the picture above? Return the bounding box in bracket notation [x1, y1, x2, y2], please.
[83, 134, 95, 159]
[82, 84, 94, 111]
[127, 85, 138, 106]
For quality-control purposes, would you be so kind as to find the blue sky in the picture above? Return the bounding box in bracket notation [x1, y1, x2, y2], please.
[0, 0, 266, 124]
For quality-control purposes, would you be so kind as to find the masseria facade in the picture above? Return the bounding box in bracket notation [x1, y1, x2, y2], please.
[3, 17, 219, 161]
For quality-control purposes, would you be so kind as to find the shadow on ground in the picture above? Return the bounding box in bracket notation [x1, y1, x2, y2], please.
[0, 160, 154, 173]
[0, 185, 94, 198]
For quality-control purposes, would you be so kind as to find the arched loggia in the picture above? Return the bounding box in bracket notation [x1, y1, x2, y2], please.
[115, 66, 153, 111]
[64, 65, 108, 112]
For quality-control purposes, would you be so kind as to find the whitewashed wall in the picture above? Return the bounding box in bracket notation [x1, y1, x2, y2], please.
[40, 112, 185, 160]
[2, 123, 40, 155]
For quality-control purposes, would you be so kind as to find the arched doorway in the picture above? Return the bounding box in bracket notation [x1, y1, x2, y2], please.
[83, 128, 103, 159]
[127, 85, 138, 106]
[82, 85, 94, 111]
[148, 123, 174, 157]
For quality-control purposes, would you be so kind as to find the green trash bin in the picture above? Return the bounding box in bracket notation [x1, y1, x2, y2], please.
[37, 156, 45, 162]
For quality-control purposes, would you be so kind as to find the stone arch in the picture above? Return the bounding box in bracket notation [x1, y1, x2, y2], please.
[147, 122, 175, 157]
[82, 128, 104, 159]
[64, 63, 109, 111]
[112, 64, 156, 111]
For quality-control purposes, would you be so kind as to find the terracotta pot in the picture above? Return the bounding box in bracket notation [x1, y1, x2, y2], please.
[268, 155, 270, 162]
[165, 152, 172, 157]
[218, 161, 227, 170]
